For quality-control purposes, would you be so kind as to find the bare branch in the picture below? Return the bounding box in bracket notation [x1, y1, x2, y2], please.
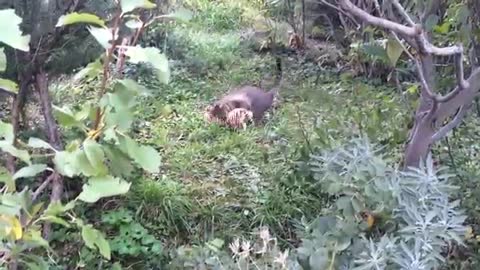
[339, 0, 417, 36]
[431, 105, 469, 142]
[392, 0, 415, 26]
[320, 0, 360, 27]
[454, 49, 469, 89]
[414, 59, 437, 100]
[32, 174, 54, 202]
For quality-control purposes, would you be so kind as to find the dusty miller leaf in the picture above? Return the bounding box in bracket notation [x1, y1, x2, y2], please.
[56, 12, 106, 28]
[77, 175, 131, 203]
[0, 9, 30, 51]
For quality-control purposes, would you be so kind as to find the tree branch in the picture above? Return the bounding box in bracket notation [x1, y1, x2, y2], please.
[431, 105, 469, 142]
[392, 0, 415, 26]
[32, 173, 54, 202]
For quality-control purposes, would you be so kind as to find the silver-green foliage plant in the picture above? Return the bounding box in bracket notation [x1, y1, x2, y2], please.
[300, 138, 467, 270]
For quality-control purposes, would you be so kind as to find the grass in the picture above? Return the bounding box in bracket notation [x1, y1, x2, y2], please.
[47, 0, 417, 266]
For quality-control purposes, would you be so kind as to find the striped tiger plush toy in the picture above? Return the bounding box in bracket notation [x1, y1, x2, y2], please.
[204, 106, 253, 130]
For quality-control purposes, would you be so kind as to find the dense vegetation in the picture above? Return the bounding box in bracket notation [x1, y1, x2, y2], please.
[1, 0, 480, 269]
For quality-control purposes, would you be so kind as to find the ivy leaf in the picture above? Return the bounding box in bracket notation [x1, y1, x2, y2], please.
[77, 176, 131, 203]
[118, 134, 161, 173]
[27, 137, 55, 151]
[0, 48, 6, 72]
[124, 46, 170, 84]
[120, 0, 156, 14]
[12, 164, 48, 180]
[386, 38, 403, 67]
[56, 12, 106, 28]
[0, 121, 14, 143]
[0, 78, 19, 94]
[0, 9, 30, 51]
[81, 224, 111, 260]
[83, 139, 108, 176]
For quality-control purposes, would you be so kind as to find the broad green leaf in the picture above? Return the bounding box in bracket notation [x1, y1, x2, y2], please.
[434, 22, 450, 34]
[0, 78, 19, 94]
[72, 150, 98, 177]
[125, 19, 143, 29]
[56, 12, 106, 28]
[53, 105, 80, 127]
[0, 141, 31, 165]
[13, 164, 47, 180]
[81, 224, 111, 260]
[118, 135, 161, 173]
[309, 248, 329, 270]
[27, 137, 55, 151]
[0, 167, 15, 192]
[386, 38, 403, 67]
[120, 0, 156, 14]
[0, 9, 30, 51]
[23, 229, 49, 248]
[104, 146, 134, 177]
[88, 26, 115, 49]
[44, 201, 76, 216]
[83, 139, 108, 176]
[38, 215, 70, 227]
[116, 79, 149, 95]
[54, 151, 78, 177]
[406, 84, 419, 94]
[124, 46, 170, 84]
[77, 176, 131, 203]
[157, 7, 193, 22]
[362, 44, 388, 61]
[0, 121, 14, 143]
[74, 58, 103, 81]
[0, 48, 6, 72]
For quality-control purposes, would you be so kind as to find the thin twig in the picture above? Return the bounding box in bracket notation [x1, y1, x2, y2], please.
[32, 174, 54, 202]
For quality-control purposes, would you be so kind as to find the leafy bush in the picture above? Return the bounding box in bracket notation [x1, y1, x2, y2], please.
[294, 138, 468, 269]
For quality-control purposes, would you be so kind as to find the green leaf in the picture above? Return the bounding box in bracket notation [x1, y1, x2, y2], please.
[157, 7, 193, 22]
[434, 22, 450, 34]
[83, 139, 108, 176]
[23, 229, 49, 248]
[56, 12, 106, 28]
[0, 78, 19, 94]
[81, 224, 111, 260]
[120, 0, 156, 14]
[0, 121, 14, 143]
[53, 105, 80, 127]
[88, 26, 114, 49]
[53, 151, 78, 177]
[74, 58, 103, 81]
[362, 44, 388, 61]
[124, 46, 170, 84]
[406, 84, 419, 94]
[0, 167, 15, 191]
[386, 38, 403, 67]
[77, 176, 131, 203]
[27, 137, 55, 151]
[125, 19, 143, 29]
[104, 146, 134, 177]
[44, 201, 76, 216]
[73, 150, 98, 177]
[39, 215, 71, 227]
[0, 48, 6, 72]
[13, 164, 48, 180]
[0, 141, 31, 165]
[0, 9, 31, 51]
[118, 134, 161, 173]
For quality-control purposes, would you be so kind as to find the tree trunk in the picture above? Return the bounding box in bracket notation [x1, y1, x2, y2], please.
[34, 68, 64, 239]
